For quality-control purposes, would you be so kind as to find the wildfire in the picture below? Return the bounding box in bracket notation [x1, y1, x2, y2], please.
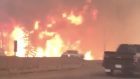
[11, 27, 28, 57]
[45, 34, 64, 57]
[62, 12, 83, 25]
[47, 20, 56, 28]
[34, 21, 40, 30]
[10, 26, 96, 59]
[6, 15, 94, 59]
[84, 51, 94, 60]
[1, 3, 97, 59]
[36, 47, 44, 57]
[38, 31, 55, 39]
[4, 11, 95, 60]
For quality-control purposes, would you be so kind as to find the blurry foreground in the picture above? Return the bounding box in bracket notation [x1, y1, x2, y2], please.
[0, 57, 140, 79]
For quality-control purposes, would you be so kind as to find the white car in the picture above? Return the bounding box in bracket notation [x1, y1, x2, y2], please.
[61, 50, 83, 58]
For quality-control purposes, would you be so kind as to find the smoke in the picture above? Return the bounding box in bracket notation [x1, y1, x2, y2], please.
[97, 0, 140, 51]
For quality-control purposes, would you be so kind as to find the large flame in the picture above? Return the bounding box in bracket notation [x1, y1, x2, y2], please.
[11, 26, 28, 57]
[2, 4, 97, 59]
[10, 25, 65, 57]
[6, 14, 95, 60]
[44, 34, 64, 57]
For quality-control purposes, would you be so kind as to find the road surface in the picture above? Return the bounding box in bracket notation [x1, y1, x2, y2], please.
[0, 61, 140, 79]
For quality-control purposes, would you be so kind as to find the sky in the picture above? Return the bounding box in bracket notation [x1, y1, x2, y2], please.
[0, 0, 140, 59]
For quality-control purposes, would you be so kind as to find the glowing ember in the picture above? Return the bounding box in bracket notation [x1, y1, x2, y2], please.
[84, 51, 94, 60]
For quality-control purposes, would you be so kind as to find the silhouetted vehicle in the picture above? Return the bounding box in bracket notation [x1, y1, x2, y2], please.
[61, 50, 83, 59]
[103, 44, 140, 75]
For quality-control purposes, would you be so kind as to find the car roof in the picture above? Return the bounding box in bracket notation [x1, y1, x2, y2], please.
[64, 50, 79, 54]
[117, 44, 140, 54]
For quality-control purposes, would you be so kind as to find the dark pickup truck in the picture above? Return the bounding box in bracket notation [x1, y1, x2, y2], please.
[102, 44, 140, 75]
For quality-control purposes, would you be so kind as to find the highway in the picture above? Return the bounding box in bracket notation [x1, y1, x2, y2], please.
[0, 60, 139, 79]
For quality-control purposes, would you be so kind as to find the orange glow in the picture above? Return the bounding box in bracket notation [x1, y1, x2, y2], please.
[84, 51, 94, 60]
[10, 26, 65, 57]
[38, 32, 44, 39]
[44, 34, 64, 57]
[5, 21, 95, 58]
[47, 24, 53, 28]
[11, 27, 28, 57]
[2, 7, 98, 59]
[2, 32, 8, 37]
[36, 47, 44, 57]
[39, 31, 55, 39]
[46, 19, 56, 28]
[34, 21, 40, 30]
[86, 0, 92, 3]
[62, 13, 67, 18]
[62, 12, 83, 25]
[35, 34, 64, 57]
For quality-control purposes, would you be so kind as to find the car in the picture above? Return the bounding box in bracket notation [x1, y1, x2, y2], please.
[61, 50, 83, 59]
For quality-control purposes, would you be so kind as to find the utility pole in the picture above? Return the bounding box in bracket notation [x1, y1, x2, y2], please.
[14, 40, 17, 56]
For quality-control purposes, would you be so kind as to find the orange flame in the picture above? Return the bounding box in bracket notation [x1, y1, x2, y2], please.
[62, 12, 83, 25]
[7, 22, 94, 58]
[11, 27, 28, 57]
[84, 51, 94, 60]
[3, 8, 97, 59]
[44, 34, 64, 57]
[39, 31, 55, 39]
[10, 26, 65, 57]
[46, 19, 56, 28]
[34, 21, 40, 30]
[36, 47, 44, 57]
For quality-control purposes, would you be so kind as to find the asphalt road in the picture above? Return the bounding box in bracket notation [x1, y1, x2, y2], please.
[0, 61, 140, 79]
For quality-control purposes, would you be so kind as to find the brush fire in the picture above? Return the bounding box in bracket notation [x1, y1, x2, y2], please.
[0, 0, 99, 60]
